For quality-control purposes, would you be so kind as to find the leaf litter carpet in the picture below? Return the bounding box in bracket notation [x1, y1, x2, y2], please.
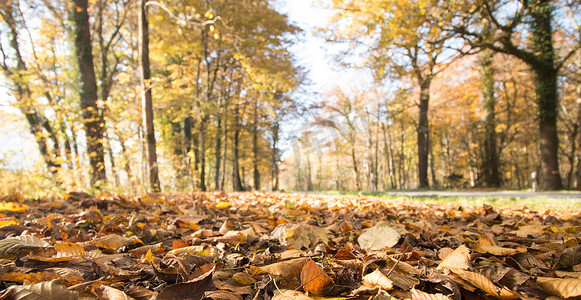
[0, 192, 580, 299]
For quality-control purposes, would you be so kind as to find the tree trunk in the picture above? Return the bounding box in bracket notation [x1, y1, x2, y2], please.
[214, 115, 222, 190]
[138, 0, 161, 192]
[530, 0, 561, 190]
[252, 100, 260, 190]
[417, 77, 431, 189]
[479, 50, 501, 187]
[199, 115, 207, 191]
[272, 120, 280, 191]
[351, 137, 361, 191]
[233, 104, 244, 191]
[71, 0, 106, 188]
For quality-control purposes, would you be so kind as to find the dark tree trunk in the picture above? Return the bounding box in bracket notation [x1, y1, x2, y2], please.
[71, 0, 106, 187]
[233, 104, 244, 191]
[272, 120, 280, 191]
[138, 0, 161, 192]
[530, 0, 561, 190]
[252, 100, 260, 190]
[214, 115, 222, 190]
[479, 51, 501, 187]
[199, 115, 207, 191]
[417, 77, 431, 189]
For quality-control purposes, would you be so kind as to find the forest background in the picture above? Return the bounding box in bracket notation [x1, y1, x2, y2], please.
[0, 0, 580, 195]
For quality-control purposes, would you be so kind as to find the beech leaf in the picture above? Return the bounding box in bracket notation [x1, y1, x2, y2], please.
[437, 245, 471, 271]
[410, 288, 451, 300]
[6, 279, 78, 300]
[0, 235, 51, 258]
[362, 269, 394, 290]
[537, 277, 581, 298]
[156, 264, 215, 300]
[300, 259, 334, 295]
[358, 223, 402, 251]
[448, 268, 519, 299]
[272, 290, 315, 300]
[252, 257, 308, 281]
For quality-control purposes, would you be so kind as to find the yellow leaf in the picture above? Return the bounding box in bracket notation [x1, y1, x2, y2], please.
[216, 201, 231, 208]
[0, 217, 20, 226]
[437, 245, 471, 271]
[0, 202, 29, 212]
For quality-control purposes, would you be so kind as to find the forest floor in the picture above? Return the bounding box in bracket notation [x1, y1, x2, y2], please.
[0, 191, 580, 299]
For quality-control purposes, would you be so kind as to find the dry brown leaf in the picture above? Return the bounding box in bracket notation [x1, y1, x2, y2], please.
[300, 259, 334, 295]
[6, 279, 78, 300]
[410, 288, 451, 300]
[99, 285, 135, 300]
[271, 223, 328, 250]
[472, 243, 525, 256]
[252, 257, 308, 281]
[362, 269, 394, 290]
[437, 245, 471, 271]
[449, 268, 519, 299]
[537, 277, 581, 298]
[94, 234, 132, 250]
[156, 264, 215, 300]
[272, 290, 315, 300]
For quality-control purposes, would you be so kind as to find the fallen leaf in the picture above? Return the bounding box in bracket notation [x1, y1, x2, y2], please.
[0, 235, 51, 258]
[358, 223, 402, 251]
[437, 245, 471, 271]
[410, 288, 451, 300]
[6, 279, 78, 300]
[156, 264, 215, 300]
[300, 259, 334, 295]
[0, 202, 29, 212]
[272, 290, 314, 300]
[94, 234, 132, 250]
[252, 257, 308, 281]
[271, 223, 328, 250]
[362, 269, 394, 290]
[537, 277, 581, 298]
[448, 268, 519, 299]
[99, 285, 136, 300]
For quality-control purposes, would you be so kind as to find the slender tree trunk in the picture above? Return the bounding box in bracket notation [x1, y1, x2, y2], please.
[221, 101, 228, 190]
[71, 0, 106, 188]
[199, 115, 207, 191]
[577, 61, 581, 190]
[479, 50, 501, 187]
[272, 120, 280, 191]
[351, 136, 361, 191]
[214, 115, 222, 190]
[417, 77, 431, 189]
[252, 100, 260, 190]
[233, 104, 244, 191]
[139, 0, 160, 192]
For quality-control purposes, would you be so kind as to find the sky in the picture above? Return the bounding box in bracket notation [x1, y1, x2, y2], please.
[0, 0, 366, 170]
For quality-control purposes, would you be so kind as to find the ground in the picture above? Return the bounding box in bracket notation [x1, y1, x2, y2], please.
[0, 191, 580, 299]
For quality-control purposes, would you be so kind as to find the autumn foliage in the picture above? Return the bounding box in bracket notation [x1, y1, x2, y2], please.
[0, 192, 580, 299]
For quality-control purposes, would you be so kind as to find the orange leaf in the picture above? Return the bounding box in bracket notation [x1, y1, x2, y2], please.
[300, 259, 334, 295]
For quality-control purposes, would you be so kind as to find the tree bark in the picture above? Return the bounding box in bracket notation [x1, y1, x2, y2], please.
[233, 104, 244, 191]
[71, 0, 106, 188]
[252, 99, 260, 190]
[417, 77, 431, 189]
[530, 0, 562, 190]
[479, 50, 501, 187]
[272, 120, 280, 191]
[138, 0, 161, 192]
[199, 115, 207, 191]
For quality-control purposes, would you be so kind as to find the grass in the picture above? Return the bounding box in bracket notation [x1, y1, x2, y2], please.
[300, 190, 581, 213]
